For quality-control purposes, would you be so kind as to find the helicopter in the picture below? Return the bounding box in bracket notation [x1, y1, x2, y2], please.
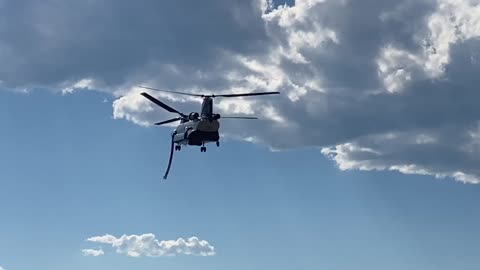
[138, 85, 280, 179]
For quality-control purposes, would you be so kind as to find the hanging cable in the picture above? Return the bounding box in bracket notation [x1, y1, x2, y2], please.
[163, 132, 176, 180]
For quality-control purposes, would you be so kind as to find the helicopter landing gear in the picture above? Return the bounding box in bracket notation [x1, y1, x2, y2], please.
[200, 146, 207, 152]
[216, 141, 220, 147]
[175, 145, 181, 151]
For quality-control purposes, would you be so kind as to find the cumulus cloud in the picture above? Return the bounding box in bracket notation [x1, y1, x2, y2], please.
[86, 234, 215, 257]
[0, 266, 5, 270]
[1, 0, 480, 183]
[82, 249, 105, 257]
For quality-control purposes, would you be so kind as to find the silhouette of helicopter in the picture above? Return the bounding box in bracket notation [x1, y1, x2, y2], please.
[139, 86, 280, 179]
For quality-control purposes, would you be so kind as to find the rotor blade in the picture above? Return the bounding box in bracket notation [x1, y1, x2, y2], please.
[154, 117, 182, 126]
[221, 116, 258, 119]
[140, 86, 280, 98]
[213, 91, 280, 98]
[139, 86, 204, 97]
[140, 92, 184, 115]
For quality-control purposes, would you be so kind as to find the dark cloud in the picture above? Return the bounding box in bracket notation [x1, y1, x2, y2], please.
[0, 0, 268, 87]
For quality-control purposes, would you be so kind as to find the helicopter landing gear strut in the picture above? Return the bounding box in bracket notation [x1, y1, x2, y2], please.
[200, 141, 219, 152]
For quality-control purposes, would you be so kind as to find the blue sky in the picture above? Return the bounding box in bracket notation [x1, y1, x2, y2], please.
[1, 89, 480, 270]
[1, 0, 480, 269]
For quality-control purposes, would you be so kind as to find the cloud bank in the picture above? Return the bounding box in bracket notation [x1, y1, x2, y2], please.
[86, 234, 215, 257]
[1, 0, 480, 183]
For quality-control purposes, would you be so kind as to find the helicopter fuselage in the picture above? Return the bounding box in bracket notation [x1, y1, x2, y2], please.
[173, 119, 220, 146]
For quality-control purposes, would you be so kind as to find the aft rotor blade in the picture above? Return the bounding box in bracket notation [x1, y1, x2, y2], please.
[221, 116, 258, 119]
[139, 86, 204, 97]
[213, 91, 280, 98]
[140, 92, 184, 115]
[154, 117, 182, 126]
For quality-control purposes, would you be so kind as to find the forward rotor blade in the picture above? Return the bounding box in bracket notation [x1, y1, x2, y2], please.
[140, 92, 184, 115]
[154, 117, 182, 126]
[221, 116, 258, 119]
[139, 86, 204, 97]
[213, 91, 280, 98]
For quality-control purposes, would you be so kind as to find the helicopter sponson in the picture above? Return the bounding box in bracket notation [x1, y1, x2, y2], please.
[173, 119, 220, 146]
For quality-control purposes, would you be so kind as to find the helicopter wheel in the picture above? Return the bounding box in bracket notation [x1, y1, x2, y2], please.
[216, 141, 220, 147]
[175, 145, 181, 151]
[200, 146, 206, 152]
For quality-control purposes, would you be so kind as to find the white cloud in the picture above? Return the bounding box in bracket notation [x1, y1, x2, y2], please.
[376, 0, 480, 92]
[87, 234, 215, 257]
[377, 45, 422, 93]
[62, 78, 97, 94]
[322, 128, 480, 184]
[424, 0, 480, 75]
[82, 249, 105, 257]
[0, 266, 5, 270]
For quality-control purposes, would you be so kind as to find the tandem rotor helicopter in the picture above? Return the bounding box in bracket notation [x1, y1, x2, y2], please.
[138, 86, 280, 179]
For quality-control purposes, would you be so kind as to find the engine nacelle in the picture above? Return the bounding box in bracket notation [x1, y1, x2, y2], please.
[189, 112, 199, 120]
